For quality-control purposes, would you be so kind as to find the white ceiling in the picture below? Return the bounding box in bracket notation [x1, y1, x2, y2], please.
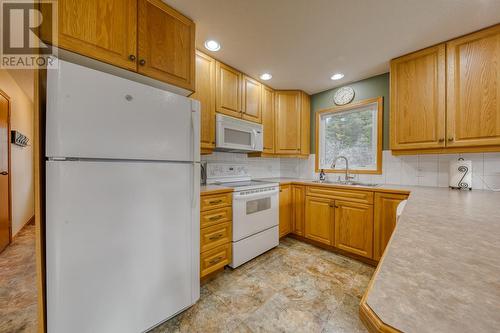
[165, 0, 500, 95]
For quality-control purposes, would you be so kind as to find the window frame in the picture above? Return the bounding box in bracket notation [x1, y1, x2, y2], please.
[315, 96, 383, 174]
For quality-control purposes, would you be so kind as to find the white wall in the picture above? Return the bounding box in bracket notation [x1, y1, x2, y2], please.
[0, 71, 34, 236]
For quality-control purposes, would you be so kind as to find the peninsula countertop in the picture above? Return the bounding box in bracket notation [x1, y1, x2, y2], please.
[257, 178, 500, 332]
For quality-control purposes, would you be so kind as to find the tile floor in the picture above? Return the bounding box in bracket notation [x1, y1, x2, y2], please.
[0, 223, 37, 333]
[152, 238, 374, 333]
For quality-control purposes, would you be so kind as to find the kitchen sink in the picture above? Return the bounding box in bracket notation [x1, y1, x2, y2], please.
[312, 180, 380, 187]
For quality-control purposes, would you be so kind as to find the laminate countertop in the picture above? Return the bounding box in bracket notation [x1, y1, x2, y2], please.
[200, 185, 233, 195]
[258, 178, 500, 332]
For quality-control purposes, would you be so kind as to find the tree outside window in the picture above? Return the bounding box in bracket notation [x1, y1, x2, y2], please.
[316, 97, 383, 174]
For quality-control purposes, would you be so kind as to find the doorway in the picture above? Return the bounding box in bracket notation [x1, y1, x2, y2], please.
[0, 89, 11, 252]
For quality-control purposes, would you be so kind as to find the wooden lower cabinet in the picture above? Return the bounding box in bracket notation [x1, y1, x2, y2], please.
[373, 192, 408, 260]
[200, 243, 231, 277]
[334, 200, 373, 259]
[200, 191, 232, 278]
[304, 196, 334, 246]
[279, 184, 292, 237]
[292, 185, 305, 236]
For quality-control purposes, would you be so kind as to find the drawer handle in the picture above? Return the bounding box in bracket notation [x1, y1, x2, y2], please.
[208, 233, 223, 241]
[209, 199, 223, 204]
[209, 256, 223, 265]
[209, 215, 223, 221]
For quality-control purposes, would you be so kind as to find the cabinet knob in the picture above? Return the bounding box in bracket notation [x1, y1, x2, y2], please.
[129, 54, 136, 61]
[448, 137, 454, 142]
[438, 138, 445, 143]
[139, 59, 146, 66]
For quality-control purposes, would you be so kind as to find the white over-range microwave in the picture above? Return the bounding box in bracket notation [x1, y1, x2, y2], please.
[216, 114, 263, 152]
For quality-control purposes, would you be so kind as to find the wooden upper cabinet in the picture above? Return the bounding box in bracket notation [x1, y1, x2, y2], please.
[242, 76, 262, 123]
[390, 44, 446, 150]
[292, 185, 305, 236]
[279, 185, 292, 238]
[334, 200, 373, 259]
[54, 0, 138, 71]
[261, 86, 275, 153]
[192, 51, 216, 151]
[300, 92, 311, 156]
[138, 0, 195, 91]
[216, 62, 242, 118]
[374, 192, 408, 261]
[304, 196, 334, 246]
[275, 91, 301, 154]
[447, 25, 500, 147]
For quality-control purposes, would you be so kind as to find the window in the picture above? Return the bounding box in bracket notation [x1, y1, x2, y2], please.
[316, 97, 383, 174]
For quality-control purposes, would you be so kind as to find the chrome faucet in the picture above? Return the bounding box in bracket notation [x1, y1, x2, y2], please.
[331, 156, 354, 183]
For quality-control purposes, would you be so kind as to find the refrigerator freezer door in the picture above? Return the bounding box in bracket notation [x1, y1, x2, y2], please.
[46, 60, 200, 162]
[46, 160, 200, 333]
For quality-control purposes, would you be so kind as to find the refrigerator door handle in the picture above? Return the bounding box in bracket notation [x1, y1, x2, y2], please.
[191, 100, 200, 162]
[192, 163, 197, 209]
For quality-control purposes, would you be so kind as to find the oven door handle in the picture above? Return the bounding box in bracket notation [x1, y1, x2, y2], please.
[233, 188, 279, 200]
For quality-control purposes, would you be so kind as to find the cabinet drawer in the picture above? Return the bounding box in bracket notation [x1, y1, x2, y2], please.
[200, 243, 232, 277]
[200, 206, 232, 228]
[201, 192, 232, 211]
[306, 186, 373, 204]
[201, 222, 232, 253]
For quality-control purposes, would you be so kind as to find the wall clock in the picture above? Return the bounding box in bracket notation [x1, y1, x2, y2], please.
[333, 86, 355, 105]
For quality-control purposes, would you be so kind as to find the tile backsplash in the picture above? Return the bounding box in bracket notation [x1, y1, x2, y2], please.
[201, 151, 281, 178]
[202, 151, 500, 191]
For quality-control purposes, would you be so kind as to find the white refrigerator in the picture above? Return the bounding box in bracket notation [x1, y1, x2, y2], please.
[45, 59, 200, 333]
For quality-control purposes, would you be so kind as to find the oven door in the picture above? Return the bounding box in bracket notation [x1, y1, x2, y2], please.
[232, 188, 279, 241]
[216, 114, 263, 152]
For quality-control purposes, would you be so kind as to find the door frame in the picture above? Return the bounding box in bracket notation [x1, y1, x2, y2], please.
[0, 88, 12, 248]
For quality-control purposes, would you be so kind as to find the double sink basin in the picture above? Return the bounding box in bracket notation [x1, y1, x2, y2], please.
[312, 180, 380, 187]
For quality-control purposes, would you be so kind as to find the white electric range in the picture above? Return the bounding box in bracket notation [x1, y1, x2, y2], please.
[206, 163, 279, 268]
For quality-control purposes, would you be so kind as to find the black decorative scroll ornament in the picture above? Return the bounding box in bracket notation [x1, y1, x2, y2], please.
[456, 158, 471, 190]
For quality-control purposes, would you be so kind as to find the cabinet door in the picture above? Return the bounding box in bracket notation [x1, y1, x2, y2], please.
[275, 91, 301, 154]
[300, 92, 311, 156]
[390, 44, 446, 150]
[374, 193, 408, 261]
[447, 25, 500, 147]
[55, 0, 137, 71]
[334, 200, 373, 258]
[242, 76, 262, 123]
[292, 185, 305, 236]
[304, 196, 334, 246]
[216, 62, 242, 118]
[138, 0, 195, 90]
[192, 51, 216, 151]
[279, 185, 292, 238]
[261, 86, 275, 153]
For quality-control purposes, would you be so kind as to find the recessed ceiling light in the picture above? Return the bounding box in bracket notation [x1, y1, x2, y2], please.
[204, 40, 221, 52]
[260, 73, 272, 81]
[331, 73, 344, 80]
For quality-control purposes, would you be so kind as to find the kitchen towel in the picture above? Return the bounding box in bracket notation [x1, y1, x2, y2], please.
[449, 158, 472, 190]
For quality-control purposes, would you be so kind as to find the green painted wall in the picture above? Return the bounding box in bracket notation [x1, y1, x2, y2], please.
[310, 72, 390, 152]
